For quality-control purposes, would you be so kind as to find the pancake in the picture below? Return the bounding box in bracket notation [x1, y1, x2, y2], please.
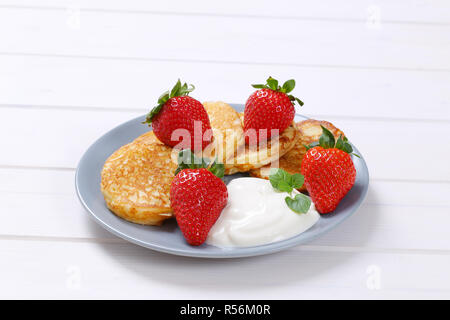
[100, 131, 177, 225]
[250, 119, 345, 191]
[224, 113, 300, 174]
[202, 101, 245, 173]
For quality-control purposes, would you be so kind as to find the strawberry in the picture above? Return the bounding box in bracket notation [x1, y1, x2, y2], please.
[170, 150, 228, 246]
[144, 80, 212, 151]
[301, 126, 357, 214]
[244, 77, 304, 144]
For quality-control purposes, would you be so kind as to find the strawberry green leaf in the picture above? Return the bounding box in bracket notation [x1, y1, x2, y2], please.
[319, 125, 335, 149]
[170, 79, 182, 97]
[335, 134, 354, 154]
[335, 135, 344, 150]
[251, 84, 267, 89]
[282, 79, 296, 93]
[144, 104, 163, 124]
[180, 83, 195, 95]
[175, 149, 203, 175]
[312, 127, 360, 157]
[285, 194, 311, 214]
[294, 97, 304, 106]
[342, 142, 353, 154]
[143, 79, 195, 125]
[208, 160, 225, 178]
[266, 77, 279, 91]
[252, 77, 304, 107]
[157, 90, 170, 104]
[304, 142, 319, 150]
[288, 95, 305, 107]
[175, 149, 224, 178]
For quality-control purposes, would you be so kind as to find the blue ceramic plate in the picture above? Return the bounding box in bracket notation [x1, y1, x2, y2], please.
[75, 104, 369, 258]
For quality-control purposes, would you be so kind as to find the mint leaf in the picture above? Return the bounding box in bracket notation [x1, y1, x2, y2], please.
[291, 173, 305, 189]
[269, 168, 291, 191]
[285, 193, 311, 214]
[269, 168, 310, 214]
[269, 168, 305, 193]
[277, 180, 293, 193]
[319, 125, 335, 149]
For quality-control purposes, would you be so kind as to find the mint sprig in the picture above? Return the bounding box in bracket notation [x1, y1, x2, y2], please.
[269, 168, 304, 193]
[144, 79, 195, 125]
[285, 193, 312, 214]
[251, 76, 304, 107]
[305, 125, 360, 158]
[175, 149, 224, 178]
[269, 168, 311, 214]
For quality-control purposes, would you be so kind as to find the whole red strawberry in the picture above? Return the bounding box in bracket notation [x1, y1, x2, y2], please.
[170, 150, 228, 246]
[244, 77, 304, 144]
[301, 126, 357, 214]
[144, 80, 212, 151]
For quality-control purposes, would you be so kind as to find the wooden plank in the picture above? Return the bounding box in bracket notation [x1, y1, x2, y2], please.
[0, 7, 449, 70]
[1, 168, 449, 251]
[1, 239, 450, 299]
[2, 0, 450, 24]
[1, 107, 449, 181]
[0, 107, 140, 168]
[1, 55, 449, 120]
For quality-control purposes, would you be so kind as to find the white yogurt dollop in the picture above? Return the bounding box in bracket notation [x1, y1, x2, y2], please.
[206, 177, 320, 248]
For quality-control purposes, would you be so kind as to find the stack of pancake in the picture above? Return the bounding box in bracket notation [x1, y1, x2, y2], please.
[101, 102, 344, 225]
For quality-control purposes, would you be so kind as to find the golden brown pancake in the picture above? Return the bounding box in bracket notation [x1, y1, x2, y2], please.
[202, 101, 245, 173]
[224, 113, 300, 174]
[101, 131, 177, 225]
[250, 119, 345, 191]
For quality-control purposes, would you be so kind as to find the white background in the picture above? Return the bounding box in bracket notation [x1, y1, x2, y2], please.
[0, 0, 449, 299]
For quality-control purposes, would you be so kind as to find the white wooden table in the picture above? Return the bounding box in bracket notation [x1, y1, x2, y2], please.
[1, 0, 449, 299]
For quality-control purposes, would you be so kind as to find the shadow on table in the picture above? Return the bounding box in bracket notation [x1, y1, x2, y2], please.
[89, 185, 379, 289]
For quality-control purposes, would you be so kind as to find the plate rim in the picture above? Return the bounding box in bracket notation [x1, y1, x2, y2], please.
[75, 106, 370, 258]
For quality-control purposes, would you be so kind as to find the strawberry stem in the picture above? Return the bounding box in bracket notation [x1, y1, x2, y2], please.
[175, 149, 225, 178]
[306, 126, 359, 156]
[251, 76, 304, 107]
[144, 79, 195, 125]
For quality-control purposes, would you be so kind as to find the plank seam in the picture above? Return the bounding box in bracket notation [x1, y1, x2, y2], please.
[2, 104, 450, 124]
[1, 234, 450, 256]
[1, 4, 449, 26]
[1, 52, 449, 73]
[0, 165, 449, 184]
